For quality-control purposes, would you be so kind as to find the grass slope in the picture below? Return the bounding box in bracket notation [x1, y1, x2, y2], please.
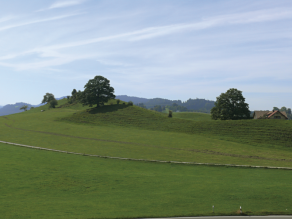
[1, 142, 292, 219]
[172, 111, 211, 121]
[1, 99, 292, 168]
[61, 104, 292, 150]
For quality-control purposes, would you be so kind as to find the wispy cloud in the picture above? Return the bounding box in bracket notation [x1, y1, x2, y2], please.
[37, 0, 87, 11]
[29, 8, 292, 50]
[1, 7, 292, 72]
[0, 12, 83, 32]
[0, 15, 16, 23]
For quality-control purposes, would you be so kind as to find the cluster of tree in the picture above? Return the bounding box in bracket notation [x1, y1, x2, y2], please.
[42, 76, 116, 109]
[145, 98, 182, 109]
[136, 103, 147, 109]
[211, 88, 251, 120]
[42, 93, 58, 108]
[131, 98, 214, 113]
[67, 89, 83, 104]
[273, 106, 292, 119]
[182, 98, 214, 112]
[151, 105, 165, 112]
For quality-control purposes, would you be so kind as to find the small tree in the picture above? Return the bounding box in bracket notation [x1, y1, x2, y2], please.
[128, 101, 133, 106]
[153, 105, 162, 112]
[273, 107, 280, 111]
[49, 99, 58, 109]
[168, 110, 172, 118]
[280, 106, 287, 112]
[80, 75, 115, 108]
[20, 105, 28, 111]
[42, 93, 58, 108]
[211, 88, 250, 120]
[116, 99, 120, 104]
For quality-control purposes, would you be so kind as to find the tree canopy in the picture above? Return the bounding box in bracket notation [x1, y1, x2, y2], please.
[80, 75, 115, 108]
[20, 105, 28, 111]
[211, 88, 250, 120]
[41, 93, 58, 108]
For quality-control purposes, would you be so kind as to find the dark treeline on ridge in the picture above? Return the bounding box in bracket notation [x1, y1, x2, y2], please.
[116, 95, 214, 113]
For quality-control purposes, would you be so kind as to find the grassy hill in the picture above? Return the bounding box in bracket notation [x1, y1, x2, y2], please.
[1, 98, 292, 218]
[172, 111, 211, 121]
[60, 103, 292, 151]
[1, 98, 292, 168]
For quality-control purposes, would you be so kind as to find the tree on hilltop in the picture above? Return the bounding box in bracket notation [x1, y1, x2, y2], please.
[80, 75, 115, 108]
[20, 105, 28, 111]
[41, 93, 58, 108]
[211, 88, 250, 120]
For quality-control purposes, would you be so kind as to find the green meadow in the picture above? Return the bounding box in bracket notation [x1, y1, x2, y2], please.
[1, 142, 292, 219]
[1, 98, 292, 218]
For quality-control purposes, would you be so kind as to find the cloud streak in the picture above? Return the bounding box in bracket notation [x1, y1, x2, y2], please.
[37, 0, 87, 11]
[0, 13, 83, 32]
[1, 7, 292, 72]
[31, 7, 292, 51]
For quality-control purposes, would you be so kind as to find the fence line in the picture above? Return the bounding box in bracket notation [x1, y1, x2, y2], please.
[0, 140, 291, 170]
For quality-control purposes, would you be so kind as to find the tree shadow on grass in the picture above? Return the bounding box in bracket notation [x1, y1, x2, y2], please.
[86, 104, 130, 114]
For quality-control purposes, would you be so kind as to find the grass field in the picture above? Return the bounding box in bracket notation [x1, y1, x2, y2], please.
[1, 99, 292, 168]
[1, 142, 292, 219]
[1, 98, 292, 218]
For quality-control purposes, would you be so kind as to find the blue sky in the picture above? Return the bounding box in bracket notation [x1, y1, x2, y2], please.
[0, 0, 291, 110]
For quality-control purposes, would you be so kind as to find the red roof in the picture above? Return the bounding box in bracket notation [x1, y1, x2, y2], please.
[267, 110, 288, 119]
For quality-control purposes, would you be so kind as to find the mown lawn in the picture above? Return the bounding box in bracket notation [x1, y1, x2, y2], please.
[1, 142, 292, 219]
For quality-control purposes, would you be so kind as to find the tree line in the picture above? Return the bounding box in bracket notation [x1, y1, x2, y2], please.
[19, 75, 290, 121]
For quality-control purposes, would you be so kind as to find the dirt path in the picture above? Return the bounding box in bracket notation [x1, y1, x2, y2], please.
[4, 122, 292, 163]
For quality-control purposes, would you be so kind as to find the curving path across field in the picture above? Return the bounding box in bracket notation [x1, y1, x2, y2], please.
[4, 122, 292, 163]
[1, 139, 292, 170]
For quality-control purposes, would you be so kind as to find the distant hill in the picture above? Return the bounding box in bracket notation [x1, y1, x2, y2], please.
[0, 96, 67, 116]
[0, 102, 34, 116]
[0, 95, 214, 116]
[116, 95, 149, 103]
[116, 95, 215, 113]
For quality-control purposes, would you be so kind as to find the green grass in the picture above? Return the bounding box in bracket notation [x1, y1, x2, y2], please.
[172, 111, 212, 121]
[1, 99, 292, 168]
[61, 104, 292, 151]
[1, 142, 292, 219]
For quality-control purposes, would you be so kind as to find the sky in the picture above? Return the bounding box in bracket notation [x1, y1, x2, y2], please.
[0, 0, 291, 110]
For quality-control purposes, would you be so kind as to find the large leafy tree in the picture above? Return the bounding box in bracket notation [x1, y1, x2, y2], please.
[211, 88, 250, 120]
[41, 93, 58, 108]
[81, 75, 115, 108]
